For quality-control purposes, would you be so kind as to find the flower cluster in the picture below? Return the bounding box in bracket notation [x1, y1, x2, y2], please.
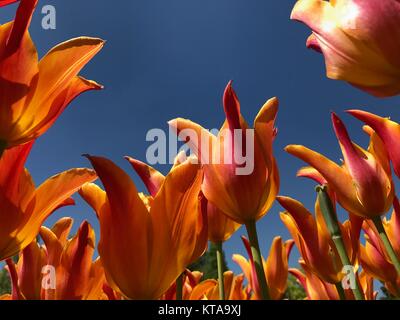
[1, 0, 400, 300]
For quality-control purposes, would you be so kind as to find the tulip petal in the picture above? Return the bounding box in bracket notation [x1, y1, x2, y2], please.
[125, 157, 165, 197]
[285, 144, 364, 215]
[168, 118, 216, 164]
[150, 160, 206, 277]
[253, 97, 278, 167]
[266, 237, 288, 300]
[50, 217, 73, 245]
[57, 221, 95, 300]
[0, 141, 33, 203]
[0, 0, 18, 7]
[79, 182, 107, 219]
[332, 112, 392, 216]
[223, 81, 241, 131]
[17, 241, 44, 300]
[348, 109, 400, 178]
[6, 0, 37, 52]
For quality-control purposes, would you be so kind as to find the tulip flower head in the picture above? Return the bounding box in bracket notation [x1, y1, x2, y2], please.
[359, 197, 400, 296]
[169, 82, 279, 224]
[5, 218, 106, 300]
[189, 271, 247, 300]
[278, 195, 361, 284]
[286, 113, 394, 219]
[232, 236, 293, 300]
[80, 155, 207, 299]
[0, 0, 104, 152]
[162, 270, 204, 300]
[291, 0, 400, 97]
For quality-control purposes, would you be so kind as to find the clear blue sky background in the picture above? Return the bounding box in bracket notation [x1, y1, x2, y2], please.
[2, 0, 400, 275]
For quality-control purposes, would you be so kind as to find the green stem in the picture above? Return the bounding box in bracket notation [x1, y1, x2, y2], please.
[215, 241, 225, 300]
[335, 282, 346, 300]
[245, 220, 270, 300]
[176, 273, 183, 300]
[372, 216, 400, 276]
[316, 186, 364, 300]
[0, 140, 7, 159]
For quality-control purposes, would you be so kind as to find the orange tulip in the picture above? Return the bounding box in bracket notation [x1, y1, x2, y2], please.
[162, 270, 203, 300]
[290, 265, 339, 300]
[348, 109, 400, 179]
[79, 155, 207, 299]
[290, 265, 376, 300]
[286, 113, 394, 219]
[360, 199, 400, 296]
[189, 271, 247, 300]
[278, 195, 361, 284]
[5, 218, 106, 300]
[0, 0, 104, 153]
[232, 236, 293, 300]
[0, 142, 97, 261]
[169, 82, 279, 224]
[291, 0, 400, 97]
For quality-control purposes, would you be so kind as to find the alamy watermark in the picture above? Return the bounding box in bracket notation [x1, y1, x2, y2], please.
[41, 5, 56, 30]
[146, 127, 255, 175]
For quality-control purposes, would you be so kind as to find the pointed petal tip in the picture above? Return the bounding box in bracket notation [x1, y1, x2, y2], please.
[223, 81, 241, 129]
[284, 144, 302, 154]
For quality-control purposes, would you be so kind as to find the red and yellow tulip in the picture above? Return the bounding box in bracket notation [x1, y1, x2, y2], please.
[291, 0, 400, 97]
[79, 155, 207, 299]
[278, 195, 361, 285]
[0, 142, 97, 261]
[360, 198, 400, 296]
[162, 270, 204, 300]
[286, 113, 394, 219]
[232, 236, 293, 300]
[169, 82, 279, 224]
[189, 271, 248, 300]
[3, 218, 106, 300]
[0, 0, 104, 152]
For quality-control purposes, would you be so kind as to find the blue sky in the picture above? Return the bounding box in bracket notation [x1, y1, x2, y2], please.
[2, 0, 400, 274]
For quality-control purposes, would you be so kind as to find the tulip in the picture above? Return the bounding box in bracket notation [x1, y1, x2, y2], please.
[79, 155, 207, 299]
[169, 82, 279, 299]
[0, 0, 104, 155]
[278, 196, 344, 284]
[347, 109, 400, 179]
[278, 194, 364, 300]
[290, 263, 376, 300]
[286, 113, 394, 219]
[291, 0, 400, 97]
[0, 142, 97, 261]
[278, 194, 367, 299]
[232, 236, 293, 300]
[169, 81, 279, 224]
[360, 198, 400, 296]
[162, 270, 203, 300]
[189, 271, 247, 300]
[290, 265, 340, 300]
[5, 218, 106, 300]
